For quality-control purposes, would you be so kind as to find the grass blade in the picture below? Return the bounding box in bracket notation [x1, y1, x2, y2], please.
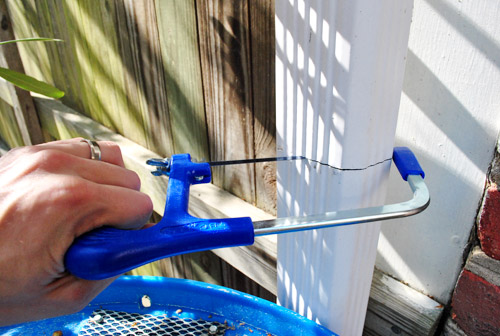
[0, 38, 63, 45]
[0, 66, 64, 99]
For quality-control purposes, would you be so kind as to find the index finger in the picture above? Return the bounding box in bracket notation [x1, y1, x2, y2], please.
[36, 138, 125, 167]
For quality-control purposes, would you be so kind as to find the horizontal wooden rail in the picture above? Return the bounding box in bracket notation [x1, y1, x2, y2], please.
[34, 97, 443, 335]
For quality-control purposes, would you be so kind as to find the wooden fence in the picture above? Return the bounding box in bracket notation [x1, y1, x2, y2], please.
[0, 0, 276, 300]
[3, 0, 277, 214]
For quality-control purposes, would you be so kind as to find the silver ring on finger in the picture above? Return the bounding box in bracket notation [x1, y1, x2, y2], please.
[80, 139, 102, 161]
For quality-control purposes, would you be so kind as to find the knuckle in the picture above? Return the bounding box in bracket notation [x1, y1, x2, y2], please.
[100, 140, 119, 150]
[139, 192, 154, 215]
[127, 191, 153, 219]
[127, 170, 141, 190]
[56, 177, 94, 207]
[128, 193, 153, 228]
[102, 140, 122, 155]
[6, 145, 28, 156]
[31, 149, 74, 172]
[100, 141, 125, 167]
[4, 145, 37, 160]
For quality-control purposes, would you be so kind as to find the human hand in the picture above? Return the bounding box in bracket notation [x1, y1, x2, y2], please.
[0, 138, 153, 326]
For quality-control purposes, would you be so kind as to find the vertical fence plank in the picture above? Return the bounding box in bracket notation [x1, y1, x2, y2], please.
[197, 0, 256, 203]
[155, 0, 209, 160]
[32, 1, 73, 101]
[249, 0, 276, 215]
[62, 1, 153, 148]
[77, 0, 134, 139]
[9, 0, 111, 129]
[41, 0, 90, 114]
[6, 0, 50, 83]
[0, 98, 24, 147]
[7, 0, 89, 116]
[0, 0, 43, 145]
[115, 0, 174, 157]
[66, 0, 131, 133]
[58, 1, 98, 121]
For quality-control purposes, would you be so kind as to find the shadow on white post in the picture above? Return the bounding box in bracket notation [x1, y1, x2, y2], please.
[275, 0, 413, 334]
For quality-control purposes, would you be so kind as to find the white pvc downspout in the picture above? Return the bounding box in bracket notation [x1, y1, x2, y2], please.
[275, 1, 413, 335]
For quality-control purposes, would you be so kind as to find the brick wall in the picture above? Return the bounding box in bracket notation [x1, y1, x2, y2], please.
[477, 153, 500, 260]
[444, 146, 500, 336]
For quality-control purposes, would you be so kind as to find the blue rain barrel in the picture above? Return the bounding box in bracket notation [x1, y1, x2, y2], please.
[0, 276, 337, 336]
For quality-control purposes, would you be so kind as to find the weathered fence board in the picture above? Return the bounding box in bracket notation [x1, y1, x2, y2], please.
[197, 0, 256, 204]
[250, 0, 277, 214]
[155, 0, 209, 161]
[114, 0, 161, 153]
[6, 0, 47, 82]
[0, 97, 24, 147]
[364, 270, 443, 336]
[0, 0, 43, 145]
[38, 0, 84, 111]
[76, 0, 136, 138]
[116, 0, 174, 157]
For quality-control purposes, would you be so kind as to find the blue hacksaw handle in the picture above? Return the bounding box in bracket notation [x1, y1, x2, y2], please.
[65, 154, 254, 280]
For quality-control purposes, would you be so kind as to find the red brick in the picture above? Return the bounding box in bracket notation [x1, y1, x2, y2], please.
[478, 186, 500, 260]
[451, 269, 500, 336]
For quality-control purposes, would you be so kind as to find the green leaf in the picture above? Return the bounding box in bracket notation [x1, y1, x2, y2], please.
[0, 67, 64, 99]
[0, 38, 63, 45]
